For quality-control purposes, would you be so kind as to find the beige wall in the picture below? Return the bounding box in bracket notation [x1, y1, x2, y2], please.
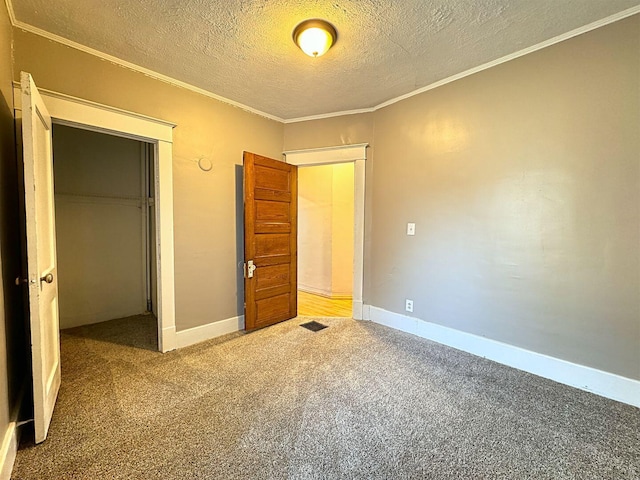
[53, 125, 148, 328]
[13, 28, 284, 331]
[0, 1, 27, 473]
[373, 16, 640, 380]
[298, 163, 354, 297]
[286, 16, 640, 380]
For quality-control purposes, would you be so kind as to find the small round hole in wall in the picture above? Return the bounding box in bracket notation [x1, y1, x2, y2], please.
[198, 158, 213, 172]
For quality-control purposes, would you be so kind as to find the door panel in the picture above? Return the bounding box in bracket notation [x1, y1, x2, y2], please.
[254, 165, 290, 190]
[244, 152, 297, 330]
[256, 200, 290, 222]
[256, 294, 291, 325]
[255, 234, 290, 256]
[256, 264, 290, 290]
[255, 186, 291, 200]
[21, 71, 61, 443]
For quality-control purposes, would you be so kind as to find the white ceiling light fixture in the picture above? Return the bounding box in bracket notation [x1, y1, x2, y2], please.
[292, 19, 337, 58]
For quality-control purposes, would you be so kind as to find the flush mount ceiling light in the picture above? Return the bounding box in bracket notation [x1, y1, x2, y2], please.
[292, 19, 337, 58]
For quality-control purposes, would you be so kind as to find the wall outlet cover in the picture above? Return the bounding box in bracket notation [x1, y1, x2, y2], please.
[405, 299, 414, 312]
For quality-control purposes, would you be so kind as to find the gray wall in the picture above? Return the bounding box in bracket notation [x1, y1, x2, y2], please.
[286, 15, 640, 380]
[9, 13, 639, 381]
[53, 125, 148, 328]
[371, 15, 639, 380]
[13, 28, 284, 332]
[0, 0, 27, 466]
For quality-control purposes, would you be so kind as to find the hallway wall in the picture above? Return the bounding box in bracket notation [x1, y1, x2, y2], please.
[298, 163, 354, 298]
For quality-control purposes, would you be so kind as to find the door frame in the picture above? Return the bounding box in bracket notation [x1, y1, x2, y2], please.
[14, 85, 178, 352]
[283, 143, 367, 320]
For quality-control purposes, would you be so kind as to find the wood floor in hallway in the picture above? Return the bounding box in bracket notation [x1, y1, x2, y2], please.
[297, 290, 352, 317]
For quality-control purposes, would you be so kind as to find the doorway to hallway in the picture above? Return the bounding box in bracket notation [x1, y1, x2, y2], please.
[297, 162, 354, 318]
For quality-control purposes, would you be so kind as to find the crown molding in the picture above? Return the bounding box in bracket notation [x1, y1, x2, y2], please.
[372, 5, 640, 113]
[6, 0, 640, 124]
[282, 107, 375, 124]
[4, 0, 15, 24]
[286, 5, 640, 122]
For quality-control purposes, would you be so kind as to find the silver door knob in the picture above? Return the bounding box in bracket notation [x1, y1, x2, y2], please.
[40, 273, 54, 284]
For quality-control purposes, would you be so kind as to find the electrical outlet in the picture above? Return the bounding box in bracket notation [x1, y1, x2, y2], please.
[407, 223, 416, 235]
[405, 299, 414, 313]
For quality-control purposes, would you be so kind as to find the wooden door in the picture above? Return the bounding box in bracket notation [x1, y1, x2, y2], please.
[21, 72, 61, 443]
[243, 152, 297, 330]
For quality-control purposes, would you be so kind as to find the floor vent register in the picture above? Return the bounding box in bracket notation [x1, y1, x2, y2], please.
[300, 321, 328, 332]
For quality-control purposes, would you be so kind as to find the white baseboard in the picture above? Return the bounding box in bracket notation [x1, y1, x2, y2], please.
[175, 315, 244, 349]
[0, 421, 18, 480]
[362, 304, 371, 321]
[352, 300, 363, 320]
[367, 305, 640, 408]
[0, 382, 26, 480]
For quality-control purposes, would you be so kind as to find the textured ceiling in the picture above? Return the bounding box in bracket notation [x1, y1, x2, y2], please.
[10, 0, 640, 120]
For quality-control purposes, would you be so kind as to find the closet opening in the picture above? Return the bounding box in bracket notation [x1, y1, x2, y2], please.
[52, 124, 158, 350]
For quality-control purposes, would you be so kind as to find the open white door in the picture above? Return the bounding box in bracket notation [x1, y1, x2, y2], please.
[21, 72, 61, 443]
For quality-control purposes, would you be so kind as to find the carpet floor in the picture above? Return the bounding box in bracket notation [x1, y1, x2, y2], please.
[12, 315, 639, 479]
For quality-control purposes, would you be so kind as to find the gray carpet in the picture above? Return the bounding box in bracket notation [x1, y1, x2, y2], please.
[12, 315, 640, 479]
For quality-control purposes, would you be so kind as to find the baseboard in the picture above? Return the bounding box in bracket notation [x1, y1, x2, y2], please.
[0, 421, 17, 480]
[60, 308, 147, 329]
[299, 286, 352, 300]
[175, 315, 244, 349]
[0, 382, 26, 480]
[367, 305, 640, 408]
[298, 285, 333, 298]
[352, 300, 363, 320]
[330, 294, 353, 300]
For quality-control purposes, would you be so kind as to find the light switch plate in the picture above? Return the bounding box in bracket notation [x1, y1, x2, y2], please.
[407, 223, 416, 235]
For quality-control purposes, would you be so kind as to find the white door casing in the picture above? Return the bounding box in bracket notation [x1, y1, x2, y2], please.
[283, 143, 367, 320]
[13, 80, 177, 353]
[21, 72, 61, 443]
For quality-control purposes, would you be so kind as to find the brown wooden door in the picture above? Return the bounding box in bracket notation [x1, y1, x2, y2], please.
[243, 152, 297, 330]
